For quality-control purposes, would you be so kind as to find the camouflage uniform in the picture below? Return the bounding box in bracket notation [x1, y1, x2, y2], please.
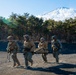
[7, 36, 20, 67]
[51, 35, 62, 63]
[38, 37, 48, 62]
[23, 35, 35, 68]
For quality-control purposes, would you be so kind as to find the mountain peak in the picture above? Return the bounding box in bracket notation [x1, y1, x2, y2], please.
[37, 7, 76, 21]
[59, 7, 69, 9]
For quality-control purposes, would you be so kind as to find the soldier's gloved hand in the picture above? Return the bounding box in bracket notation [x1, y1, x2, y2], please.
[31, 51, 34, 55]
[59, 48, 62, 54]
[23, 53, 25, 55]
[7, 50, 10, 53]
[32, 52, 34, 55]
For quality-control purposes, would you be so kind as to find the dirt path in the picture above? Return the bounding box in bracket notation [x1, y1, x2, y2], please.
[0, 52, 76, 75]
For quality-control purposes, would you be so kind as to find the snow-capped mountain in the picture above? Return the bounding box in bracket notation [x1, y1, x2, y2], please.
[37, 7, 76, 21]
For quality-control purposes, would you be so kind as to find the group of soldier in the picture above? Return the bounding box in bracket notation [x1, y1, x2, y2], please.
[6, 34, 62, 69]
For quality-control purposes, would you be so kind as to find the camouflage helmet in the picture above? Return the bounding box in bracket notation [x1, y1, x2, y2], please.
[51, 35, 57, 40]
[23, 34, 30, 41]
[40, 37, 45, 42]
[7, 35, 13, 40]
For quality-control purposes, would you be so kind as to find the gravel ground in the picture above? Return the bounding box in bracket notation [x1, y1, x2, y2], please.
[0, 52, 76, 75]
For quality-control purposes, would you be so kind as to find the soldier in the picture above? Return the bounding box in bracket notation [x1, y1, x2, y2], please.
[38, 37, 48, 62]
[6, 35, 21, 67]
[23, 34, 35, 68]
[51, 35, 62, 63]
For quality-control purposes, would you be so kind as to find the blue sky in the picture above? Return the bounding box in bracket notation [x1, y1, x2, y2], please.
[0, 0, 76, 18]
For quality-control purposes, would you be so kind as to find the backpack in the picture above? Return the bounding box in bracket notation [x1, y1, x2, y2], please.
[51, 40, 60, 52]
